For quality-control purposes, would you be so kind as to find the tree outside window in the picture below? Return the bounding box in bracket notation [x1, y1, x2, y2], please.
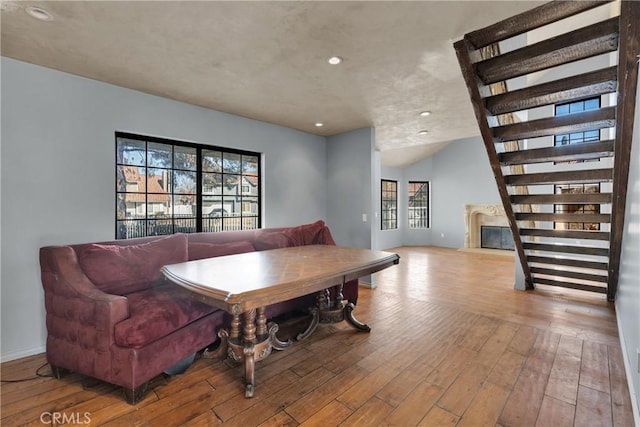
[408, 181, 429, 229]
[381, 180, 397, 230]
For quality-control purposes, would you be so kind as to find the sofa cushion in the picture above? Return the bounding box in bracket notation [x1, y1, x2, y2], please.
[76, 234, 188, 295]
[253, 231, 293, 251]
[114, 284, 219, 348]
[285, 220, 327, 246]
[188, 241, 255, 261]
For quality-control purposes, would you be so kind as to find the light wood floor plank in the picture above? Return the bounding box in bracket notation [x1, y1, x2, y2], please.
[456, 382, 511, 427]
[498, 367, 549, 427]
[486, 350, 527, 390]
[340, 396, 393, 427]
[580, 341, 611, 393]
[535, 395, 575, 427]
[383, 382, 444, 426]
[575, 385, 613, 427]
[417, 405, 459, 427]
[297, 400, 352, 427]
[437, 362, 493, 416]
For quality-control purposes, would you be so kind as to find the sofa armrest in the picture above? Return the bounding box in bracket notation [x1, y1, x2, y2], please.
[40, 246, 129, 351]
[319, 225, 337, 246]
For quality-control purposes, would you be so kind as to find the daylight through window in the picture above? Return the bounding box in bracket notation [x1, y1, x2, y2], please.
[381, 180, 398, 230]
[116, 133, 261, 239]
[552, 97, 601, 230]
[408, 181, 429, 229]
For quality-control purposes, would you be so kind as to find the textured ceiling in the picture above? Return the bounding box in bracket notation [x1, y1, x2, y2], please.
[0, 1, 543, 167]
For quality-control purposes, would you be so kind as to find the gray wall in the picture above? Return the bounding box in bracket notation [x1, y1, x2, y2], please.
[326, 128, 375, 249]
[404, 136, 501, 248]
[616, 72, 640, 419]
[0, 58, 328, 361]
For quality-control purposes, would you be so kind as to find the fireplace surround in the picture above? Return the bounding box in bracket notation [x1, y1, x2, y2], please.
[463, 204, 513, 254]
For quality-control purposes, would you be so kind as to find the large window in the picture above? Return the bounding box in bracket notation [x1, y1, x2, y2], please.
[116, 133, 261, 239]
[554, 97, 601, 158]
[553, 97, 601, 230]
[554, 184, 601, 231]
[408, 181, 430, 229]
[381, 179, 397, 230]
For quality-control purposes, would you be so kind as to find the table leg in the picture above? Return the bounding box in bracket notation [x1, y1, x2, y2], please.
[219, 307, 293, 397]
[296, 307, 320, 340]
[344, 302, 371, 332]
[243, 309, 257, 397]
[243, 343, 255, 398]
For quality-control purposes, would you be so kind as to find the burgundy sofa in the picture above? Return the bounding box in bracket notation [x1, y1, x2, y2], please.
[39, 220, 358, 403]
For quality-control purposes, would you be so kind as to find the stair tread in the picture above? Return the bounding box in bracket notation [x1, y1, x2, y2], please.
[511, 192, 612, 204]
[533, 277, 607, 293]
[520, 228, 610, 240]
[531, 266, 608, 283]
[494, 107, 616, 142]
[476, 17, 619, 84]
[527, 255, 608, 270]
[524, 242, 609, 256]
[505, 168, 613, 185]
[486, 67, 618, 115]
[499, 140, 614, 165]
[516, 213, 611, 223]
[466, 1, 615, 49]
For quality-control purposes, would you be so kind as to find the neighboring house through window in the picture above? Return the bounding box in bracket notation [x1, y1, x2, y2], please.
[116, 132, 261, 239]
[408, 181, 429, 229]
[553, 97, 601, 231]
[381, 179, 397, 230]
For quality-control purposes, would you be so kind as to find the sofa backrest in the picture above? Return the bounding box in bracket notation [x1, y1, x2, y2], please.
[60, 220, 334, 295]
[73, 233, 188, 295]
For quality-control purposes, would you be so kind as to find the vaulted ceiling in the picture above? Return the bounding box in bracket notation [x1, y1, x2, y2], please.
[0, 1, 543, 167]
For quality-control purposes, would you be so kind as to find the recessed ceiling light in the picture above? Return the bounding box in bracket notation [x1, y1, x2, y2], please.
[418, 130, 429, 135]
[327, 56, 343, 65]
[419, 111, 431, 117]
[315, 122, 324, 127]
[25, 6, 53, 21]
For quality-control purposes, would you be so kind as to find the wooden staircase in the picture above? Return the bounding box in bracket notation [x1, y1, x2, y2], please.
[454, 0, 639, 301]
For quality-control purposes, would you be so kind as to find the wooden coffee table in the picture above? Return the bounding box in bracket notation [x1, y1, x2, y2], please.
[161, 244, 399, 397]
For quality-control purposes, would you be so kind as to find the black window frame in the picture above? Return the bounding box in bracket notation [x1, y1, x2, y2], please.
[407, 181, 430, 229]
[553, 183, 601, 231]
[554, 96, 601, 162]
[115, 132, 261, 239]
[552, 96, 602, 230]
[381, 179, 398, 230]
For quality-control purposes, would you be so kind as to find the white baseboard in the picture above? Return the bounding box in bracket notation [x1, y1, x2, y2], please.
[0, 345, 45, 364]
[615, 305, 640, 427]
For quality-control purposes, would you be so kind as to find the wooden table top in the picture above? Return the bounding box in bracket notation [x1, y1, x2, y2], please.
[161, 245, 400, 313]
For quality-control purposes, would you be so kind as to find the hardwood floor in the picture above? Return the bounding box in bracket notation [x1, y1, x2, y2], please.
[1, 246, 634, 426]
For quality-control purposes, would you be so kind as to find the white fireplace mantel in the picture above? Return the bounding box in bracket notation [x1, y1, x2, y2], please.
[464, 204, 509, 249]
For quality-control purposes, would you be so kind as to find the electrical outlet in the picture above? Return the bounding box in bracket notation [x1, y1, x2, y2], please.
[362, 213, 367, 223]
[441, 233, 445, 238]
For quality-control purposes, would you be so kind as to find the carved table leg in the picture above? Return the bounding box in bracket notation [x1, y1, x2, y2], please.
[296, 307, 320, 340]
[243, 309, 257, 397]
[203, 328, 229, 359]
[217, 307, 293, 397]
[319, 284, 346, 325]
[243, 343, 256, 398]
[344, 302, 371, 332]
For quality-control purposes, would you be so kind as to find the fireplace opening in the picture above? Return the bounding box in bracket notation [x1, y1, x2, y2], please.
[481, 226, 514, 251]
